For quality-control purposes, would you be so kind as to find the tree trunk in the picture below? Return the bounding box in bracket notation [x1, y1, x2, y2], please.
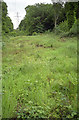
[55, 19, 57, 28]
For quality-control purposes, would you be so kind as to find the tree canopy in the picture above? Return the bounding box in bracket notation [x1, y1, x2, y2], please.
[19, 3, 66, 35]
[2, 1, 13, 34]
[19, 1, 79, 35]
[2, 1, 78, 36]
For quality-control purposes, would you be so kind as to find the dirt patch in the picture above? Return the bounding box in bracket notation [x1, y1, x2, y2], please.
[36, 44, 43, 47]
[36, 44, 55, 49]
[59, 37, 66, 42]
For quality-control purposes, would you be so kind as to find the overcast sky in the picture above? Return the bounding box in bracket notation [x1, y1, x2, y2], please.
[4, 0, 52, 29]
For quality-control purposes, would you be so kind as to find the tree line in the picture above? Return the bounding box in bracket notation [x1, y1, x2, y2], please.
[19, 3, 66, 35]
[2, 1, 79, 35]
[2, 1, 13, 34]
[19, 1, 79, 35]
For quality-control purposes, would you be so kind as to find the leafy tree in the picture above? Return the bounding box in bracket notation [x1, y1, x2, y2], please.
[52, 2, 63, 28]
[19, 2, 69, 35]
[64, 2, 79, 30]
[25, 4, 54, 33]
[19, 4, 54, 34]
[65, 2, 75, 30]
[19, 3, 65, 34]
[2, 1, 13, 34]
[74, 2, 79, 19]
[2, 1, 7, 17]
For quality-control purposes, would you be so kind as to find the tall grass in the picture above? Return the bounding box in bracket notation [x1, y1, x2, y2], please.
[2, 33, 77, 119]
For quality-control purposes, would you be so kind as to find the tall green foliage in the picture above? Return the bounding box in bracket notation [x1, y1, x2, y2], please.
[19, 4, 54, 35]
[19, 2, 78, 35]
[65, 2, 78, 30]
[19, 3, 65, 35]
[2, 1, 13, 34]
[73, 2, 79, 20]
[66, 3, 75, 29]
[51, 2, 63, 28]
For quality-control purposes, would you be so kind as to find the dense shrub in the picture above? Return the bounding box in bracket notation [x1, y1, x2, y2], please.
[62, 19, 79, 37]
[32, 32, 38, 36]
[70, 19, 79, 35]
[56, 19, 79, 37]
[2, 1, 13, 34]
[54, 20, 69, 34]
[8, 30, 26, 36]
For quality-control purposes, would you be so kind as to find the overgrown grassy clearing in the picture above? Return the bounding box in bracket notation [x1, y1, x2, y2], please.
[2, 33, 77, 119]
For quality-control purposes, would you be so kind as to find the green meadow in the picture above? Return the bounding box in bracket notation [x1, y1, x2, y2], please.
[2, 33, 77, 119]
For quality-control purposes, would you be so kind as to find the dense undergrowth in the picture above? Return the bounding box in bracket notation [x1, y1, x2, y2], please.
[2, 33, 77, 119]
[54, 19, 78, 37]
[7, 18, 78, 38]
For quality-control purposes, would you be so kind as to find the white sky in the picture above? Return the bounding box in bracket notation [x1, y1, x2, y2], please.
[4, 0, 52, 29]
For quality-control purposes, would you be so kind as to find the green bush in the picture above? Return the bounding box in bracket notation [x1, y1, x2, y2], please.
[67, 10, 75, 30]
[62, 19, 79, 37]
[8, 30, 26, 36]
[9, 31, 16, 36]
[32, 32, 38, 36]
[69, 19, 78, 35]
[54, 20, 69, 34]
